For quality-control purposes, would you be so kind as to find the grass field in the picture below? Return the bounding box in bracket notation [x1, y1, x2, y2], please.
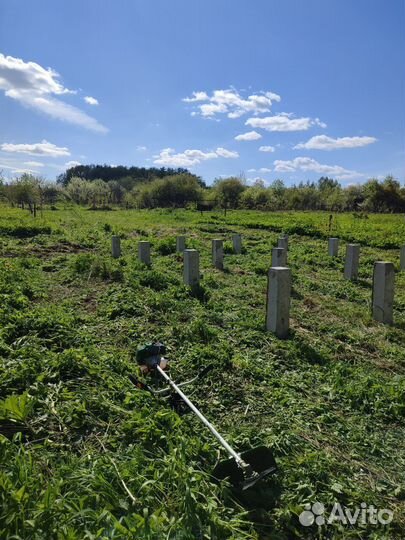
[1, 206, 405, 539]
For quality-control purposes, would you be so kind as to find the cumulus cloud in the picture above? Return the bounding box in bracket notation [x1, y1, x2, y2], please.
[1, 140, 70, 157]
[182, 91, 209, 102]
[273, 156, 363, 179]
[183, 88, 281, 119]
[294, 134, 377, 150]
[259, 145, 275, 152]
[136, 145, 147, 151]
[153, 147, 239, 167]
[0, 53, 107, 133]
[215, 147, 239, 158]
[234, 130, 262, 141]
[246, 113, 326, 132]
[84, 96, 99, 106]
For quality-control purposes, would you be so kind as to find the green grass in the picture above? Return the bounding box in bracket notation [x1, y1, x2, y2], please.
[1, 205, 405, 539]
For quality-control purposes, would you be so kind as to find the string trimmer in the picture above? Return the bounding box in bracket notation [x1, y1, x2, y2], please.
[130, 342, 277, 490]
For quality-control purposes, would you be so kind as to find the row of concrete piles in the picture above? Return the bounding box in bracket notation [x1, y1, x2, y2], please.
[327, 238, 397, 326]
[111, 233, 242, 270]
[111, 233, 402, 338]
[269, 236, 400, 336]
[112, 236, 152, 264]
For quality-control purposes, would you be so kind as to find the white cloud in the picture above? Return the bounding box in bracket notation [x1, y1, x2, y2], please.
[11, 168, 37, 174]
[246, 113, 326, 132]
[183, 88, 281, 118]
[235, 130, 262, 141]
[84, 96, 99, 106]
[215, 147, 239, 158]
[0, 161, 38, 174]
[1, 140, 70, 157]
[199, 103, 228, 116]
[259, 145, 276, 152]
[65, 160, 81, 168]
[273, 156, 363, 179]
[0, 53, 107, 133]
[248, 167, 272, 173]
[0, 53, 73, 95]
[182, 91, 209, 102]
[24, 161, 44, 167]
[153, 147, 238, 167]
[136, 145, 147, 151]
[294, 134, 377, 150]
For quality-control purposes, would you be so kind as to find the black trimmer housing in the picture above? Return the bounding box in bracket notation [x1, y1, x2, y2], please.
[136, 342, 166, 369]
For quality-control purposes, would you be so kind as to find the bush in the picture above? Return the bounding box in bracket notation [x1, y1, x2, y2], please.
[156, 237, 176, 255]
[134, 174, 203, 208]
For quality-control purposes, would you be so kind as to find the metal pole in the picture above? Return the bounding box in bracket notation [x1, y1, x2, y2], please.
[156, 365, 247, 468]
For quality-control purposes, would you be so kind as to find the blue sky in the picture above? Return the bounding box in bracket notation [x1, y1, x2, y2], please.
[0, 0, 404, 185]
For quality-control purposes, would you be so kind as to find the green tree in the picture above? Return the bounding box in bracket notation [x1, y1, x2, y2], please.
[135, 174, 202, 208]
[240, 181, 270, 209]
[213, 177, 246, 209]
[65, 177, 92, 205]
[108, 180, 126, 205]
[380, 175, 404, 212]
[344, 184, 365, 211]
[0, 171, 5, 200]
[88, 179, 110, 208]
[6, 174, 42, 215]
[318, 176, 340, 191]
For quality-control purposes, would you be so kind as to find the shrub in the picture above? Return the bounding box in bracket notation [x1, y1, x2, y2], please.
[156, 237, 176, 255]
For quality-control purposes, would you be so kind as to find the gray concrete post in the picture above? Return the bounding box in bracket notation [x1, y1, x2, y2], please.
[176, 236, 186, 253]
[111, 235, 121, 258]
[183, 249, 200, 286]
[400, 245, 405, 271]
[328, 238, 339, 257]
[212, 239, 224, 270]
[344, 244, 360, 280]
[266, 267, 291, 338]
[277, 237, 288, 250]
[138, 241, 151, 265]
[272, 247, 287, 267]
[282, 234, 289, 248]
[372, 261, 395, 325]
[232, 234, 242, 254]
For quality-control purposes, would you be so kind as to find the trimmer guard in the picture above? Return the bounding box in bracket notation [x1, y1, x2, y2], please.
[213, 446, 277, 490]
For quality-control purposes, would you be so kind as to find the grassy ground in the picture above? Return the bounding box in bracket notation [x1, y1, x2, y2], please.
[1, 206, 405, 539]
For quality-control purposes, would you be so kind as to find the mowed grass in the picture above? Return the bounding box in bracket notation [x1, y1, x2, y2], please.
[1, 205, 405, 539]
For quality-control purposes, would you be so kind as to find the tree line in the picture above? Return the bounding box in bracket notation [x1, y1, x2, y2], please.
[56, 163, 201, 188]
[1, 167, 404, 214]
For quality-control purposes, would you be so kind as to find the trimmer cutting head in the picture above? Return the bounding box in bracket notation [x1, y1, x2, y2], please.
[213, 446, 277, 490]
